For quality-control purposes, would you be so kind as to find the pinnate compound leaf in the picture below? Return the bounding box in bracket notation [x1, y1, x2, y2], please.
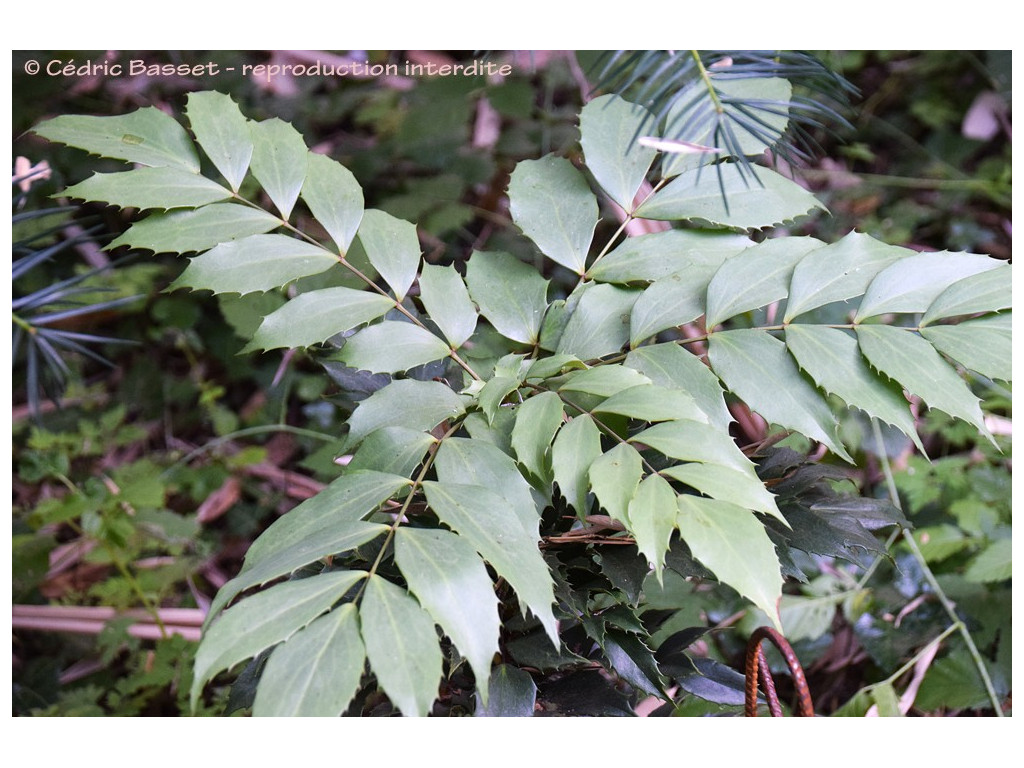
[360, 574, 444, 717]
[395, 527, 500, 704]
[589, 443, 643, 526]
[552, 414, 602, 517]
[465, 250, 549, 344]
[507, 155, 598, 275]
[357, 209, 421, 302]
[301, 152, 364, 254]
[579, 94, 657, 212]
[63, 167, 231, 210]
[625, 343, 732, 430]
[921, 314, 1012, 382]
[422, 481, 558, 646]
[245, 287, 394, 351]
[186, 91, 253, 191]
[921, 266, 1012, 325]
[785, 324, 924, 453]
[511, 391, 564, 486]
[556, 283, 641, 360]
[675, 496, 783, 630]
[171, 234, 337, 295]
[855, 325, 991, 439]
[110, 204, 281, 254]
[34, 107, 200, 172]
[338, 321, 451, 374]
[587, 229, 751, 284]
[344, 379, 467, 450]
[708, 329, 853, 462]
[191, 569, 366, 710]
[628, 473, 677, 577]
[634, 164, 826, 230]
[253, 603, 365, 716]
[248, 118, 308, 219]
[417, 263, 478, 348]
[476, 664, 537, 717]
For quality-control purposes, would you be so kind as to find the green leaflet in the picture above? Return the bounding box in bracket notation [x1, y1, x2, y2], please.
[109, 204, 281, 254]
[191, 569, 367, 711]
[478, 377, 522, 425]
[559, 364, 651, 398]
[360, 574, 444, 717]
[345, 428, 437, 477]
[855, 251, 1005, 321]
[337, 321, 451, 374]
[628, 273, 706, 346]
[630, 419, 754, 472]
[675, 496, 783, 630]
[921, 314, 1012, 382]
[704, 236, 824, 329]
[708, 329, 853, 462]
[356, 209, 421, 302]
[465, 250, 549, 345]
[171, 234, 338, 295]
[556, 283, 641, 360]
[422, 481, 558, 646]
[964, 538, 1012, 583]
[511, 391, 565, 486]
[634, 164, 826, 229]
[551, 413, 602, 517]
[33, 107, 201, 172]
[921, 266, 1012, 325]
[594, 384, 708, 424]
[627, 473, 676, 578]
[578, 94, 657, 212]
[855, 325, 992, 438]
[186, 91, 253, 192]
[248, 118, 308, 219]
[244, 286, 395, 351]
[63, 167, 232, 210]
[344, 379, 467, 450]
[507, 154, 598, 275]
[476, 664, 537, 717]
[660, 463, 783, 521]
[588, 443, 643, 526]
[395, 527, 500, 705]
[587, 229, 751, 284]
[624, 343, 732, 430]
[417, 263, 478, 348]
[785, 324, 925, 454]
[784, 231, 909, 322]
[299, 151, 364, 255]
[253, 603, 365, 717]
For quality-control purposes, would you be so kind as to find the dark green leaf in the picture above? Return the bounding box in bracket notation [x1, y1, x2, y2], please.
[63, 167, 231, 210]
[356, 209, 421, 302]
[110, 204, 281, 254]
[475, 664, 537, 717]
[186, 91, 253, 191]
[579, 94, 657, 212]
[465, 250, 549, 345]
[338, 321, 451, 374]
[301, 152, 364, 254]
[344, 379, 466, 450]
[249, 118, 308, 219]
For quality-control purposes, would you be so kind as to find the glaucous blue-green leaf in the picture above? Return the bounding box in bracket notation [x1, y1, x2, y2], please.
[433, 437, 542, 539]
[507, 154, 598, 275]
[556, 283, 640, 360]
[171, 234, 337, 295]
[511, 391, 564, 486]
[422, 481, 558, 645]
[579, 94, 657, 212]
[244, 286, 395, 351]
[34, 107, 200, 172]
[631, 419, 754, 472]
[628, 274, 706, 346]
[465, 250, 549, 345]
[395, 527, 500, 705]
[784, 231, 909, 322]
[587, 229, 751, 284]
[109, 204, 281, 254]
[625, 343, 732, 430]
[344, 428, 437, 477]
[418, 263, 478, 348]
[921, 265, 1012, 326]
[856, 325, 991, 438]
[63, 167, 231, 210]
[589, 443, 643, 526]
[855, 251, 1004, 322]
[552, 414, 602, 517]
[253, 603, 364, 716]
[660, 463, 782, 521]
[525, 354, 586, 382]
[786, 324, 925, 453]
[301, 152, 364, 254]
[344, 379, 467, 450]
[921, 313, 1011, 382]
[558, 364, 651, 398]
[634, 164, 827, 230]
[191, 569, 366, 710]
[627, 473, 676, 577]
[186, 91, 253, 191]
[708, 329, 853, 462]
[249, 118, 308, 219]
[354, 209, 421, 302]
[359, 574, 444, 717]
[337, 321, 451, 374]
[676, 496, 783, 630]
[475, 664, 537, 717]
[595, 384, 708, 424]
[704, 236, 824, 329]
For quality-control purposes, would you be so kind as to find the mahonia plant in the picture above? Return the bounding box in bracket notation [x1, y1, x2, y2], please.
[33, 85, 1011, 716]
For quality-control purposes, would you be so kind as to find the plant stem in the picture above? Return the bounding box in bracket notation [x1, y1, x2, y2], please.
[163, 424, 339, 476]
